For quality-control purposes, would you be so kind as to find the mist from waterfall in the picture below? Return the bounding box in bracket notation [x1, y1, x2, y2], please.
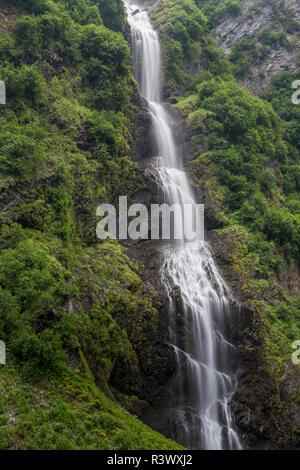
[124, 0, 242, 450]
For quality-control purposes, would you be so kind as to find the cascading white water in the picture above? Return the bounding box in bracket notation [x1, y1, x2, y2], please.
[124, 0, 242, 450]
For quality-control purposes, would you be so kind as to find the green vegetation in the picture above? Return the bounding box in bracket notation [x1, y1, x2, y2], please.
[152, 0, 207, 84]
[0, 0, 181, 449]
[230, 39, 269, 78]
[229, 25, 293, 78]
[94, 0, 126, 32]
[150, 0, 300, 355]
[195, 0, 300, 33]
[192, 75, 300, 260]
[194, 0, 300, 80]
[0, 364, 183, 450]
[265, 71, 300, 153]
[195, 0, 242, 29]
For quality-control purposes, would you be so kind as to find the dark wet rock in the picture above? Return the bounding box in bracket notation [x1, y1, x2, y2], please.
[129, 96, 155, 163]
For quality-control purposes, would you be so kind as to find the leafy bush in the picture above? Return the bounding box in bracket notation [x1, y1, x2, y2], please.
[187, 75, 300, 260]
[59, 0, 102, 26]
[0, 121, 46, 179]
[0, 0, 162, 399]
[93, 0, 126, 32]
[79, 23, 131, 108]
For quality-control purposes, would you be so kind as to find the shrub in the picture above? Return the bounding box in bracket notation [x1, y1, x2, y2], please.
[0, 123, 45, 179]
[2, 64, 46, 106]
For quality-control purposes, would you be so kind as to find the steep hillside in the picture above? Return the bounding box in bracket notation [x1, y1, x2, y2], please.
[0, 363, 183, 450]
[0, 0, 181, 450]
[143, 0, 300, 449]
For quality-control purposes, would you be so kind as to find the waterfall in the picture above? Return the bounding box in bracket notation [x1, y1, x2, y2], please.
[124, 0, 242, 450]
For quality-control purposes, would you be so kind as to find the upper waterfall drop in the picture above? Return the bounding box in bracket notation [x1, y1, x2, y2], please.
[124, 0, 242, 450]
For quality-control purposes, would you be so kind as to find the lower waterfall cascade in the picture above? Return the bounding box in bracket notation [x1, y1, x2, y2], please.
[123, 0, 242, 450]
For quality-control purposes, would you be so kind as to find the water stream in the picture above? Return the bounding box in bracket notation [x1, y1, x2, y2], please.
[124, 0, 242, 450]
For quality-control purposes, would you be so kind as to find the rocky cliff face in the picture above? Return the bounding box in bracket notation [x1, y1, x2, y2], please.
[0, 5, 20, 33]
[211, 0, 300, 94]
